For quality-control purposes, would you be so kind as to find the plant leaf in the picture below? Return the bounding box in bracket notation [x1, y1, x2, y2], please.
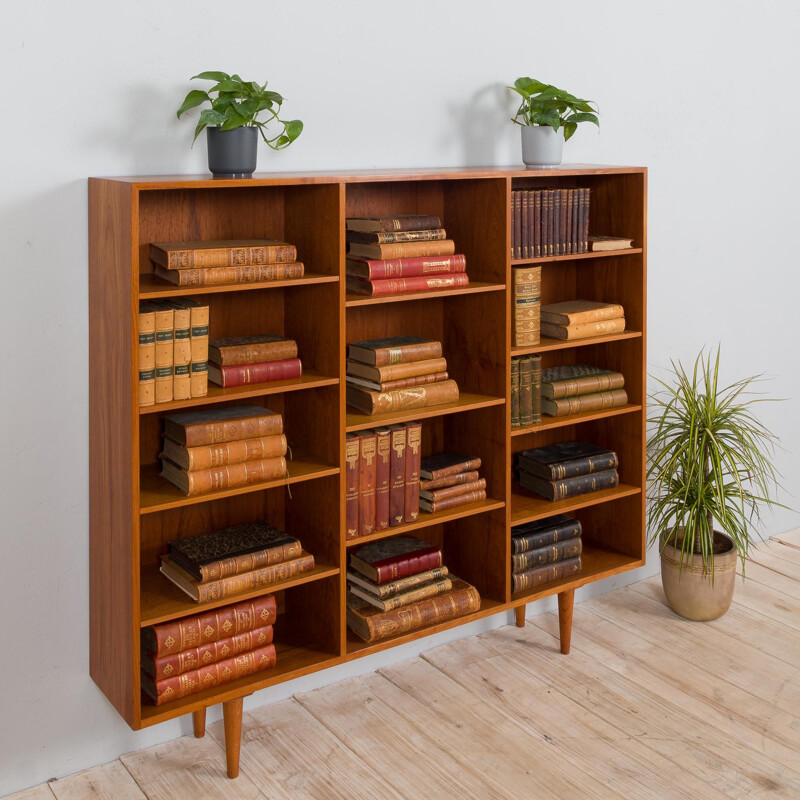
[566, 111, 600, 127]
[563, 121, 577, 141]
[176, 90, 209, 118]
[191, 71, 230, 82]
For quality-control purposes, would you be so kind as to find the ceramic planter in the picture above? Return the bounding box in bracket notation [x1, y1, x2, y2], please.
[207, 126, 258, 178]
[520, 125, 564, 168]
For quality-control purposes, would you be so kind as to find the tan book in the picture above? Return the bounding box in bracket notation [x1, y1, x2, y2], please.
[540, 300, 625, 326]
[347, 337, 443, 367]
[138, 305, 156, 407]
[209, 335, 298, 366]
[143, 301, 174, 403]
[543, 388, 629, 416]
[150, 239, 297, 269]
[512, 266, 541, 348]
[346, 372, 449, 393]
[171, 298, 209, 398]
[541, 365, 626, 399]
[163, 406, 283, 447]
[165, 301, 191, 400]
[588, 235, 634, 252]
[419, 478, 486, 503]
[154, 261, 304, 287]
[346, 357, 448, 383]
[419, 489, 486, 514]
[419, 470, 480, 491]
[349, 577, 454, 611]
[346, 566, 450, 598]
[346, 379, 459, 415]
[160, 455, 287, 495]
[346, 239, 456, 260]
[541, 318, 626, 341]
[162, 433, 287, 470]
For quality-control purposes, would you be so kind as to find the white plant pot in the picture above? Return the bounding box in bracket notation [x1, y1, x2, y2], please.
[521, 125, 564, 168]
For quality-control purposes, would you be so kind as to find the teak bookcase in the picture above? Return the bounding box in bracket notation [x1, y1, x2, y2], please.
[89, 164, 646, 777]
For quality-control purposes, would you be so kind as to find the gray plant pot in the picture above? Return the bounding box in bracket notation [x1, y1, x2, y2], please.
[521, 125, 564, 168]
[207, 126, 258, 178]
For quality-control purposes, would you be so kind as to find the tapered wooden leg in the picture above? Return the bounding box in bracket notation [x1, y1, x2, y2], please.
[192, 708, 206, 738]
[515, 604, 526, 627]
[222, 697, 244, 778]
[557, 589, 575, 654]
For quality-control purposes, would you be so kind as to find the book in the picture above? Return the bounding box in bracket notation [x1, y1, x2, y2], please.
[375, 428, 391, 531]
[542, 388, 629, 417]
[419, 489, 486, 514]
[541, 365, 625, 399]
[404, 421, 422, 523]
[163, 406, 283, 447]
[345, 433, 360, 540]
[138, 304, 156, 407]
[346, 379, 459, 415]
[346, 578, 480, 643]
[159, 552, 315, 603]
[581, 188, 592, 252]
[419, 470, 480, 491]
[346, 566, 450, 599]
[565, 189, 574, 254]
[349, 537, 442, 584]
[420, 478, 486, 503]
[553, 189, 562, 256]
[346, 357, 448, 383]
[534, 190, 542, 257]
[347, 337, 443, 367]
[521, 191, 530, 259]
[512, 557, 582, 593]
[141, 595, 277, 657]
[208, 335, 298, 366]
[419, 453, 481, 481]
[531, 354, 542, 424]
[154, 262, 304, 287]
[172, 298, 209, 398]
[167, 521, 301, 582]
[540, 300, 625, 326]
[588, 235, 634, 251]
[519, 357, 533, 426]
[346, 371, 449, 393]
[511, 358, 520, 427]
[541, 318, 626, 341]
[165, 301, 192, 400]
[388, 424, 407, 527]
[346, 239, 456, 260]
[512, 191, 521, 259]
[160, 455, 288, 495]
[150, 239, 297, 269]
[349, 577, 454, 612]
[518, 468, 619, 501]
[208, 357, 302, 388]
[512, 266, 541, 348]
[143, 301, 174, 404]
[571, 189, 579, 254]
[358, 431, 377, 536]
[345, 215, 442, 233]
[346, 228, 447, 245]
[142, 644, 277, 705]
[511, 538, 583, 572]
[161, 433, 287, 471]
[511, 515, 582, 554]
[516, 441, 618, 480]
[346, 254, 465, 280]
[346, 274, 469, 296]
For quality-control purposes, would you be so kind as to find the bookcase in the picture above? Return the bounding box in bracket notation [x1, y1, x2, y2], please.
[89, 164, 646, 777]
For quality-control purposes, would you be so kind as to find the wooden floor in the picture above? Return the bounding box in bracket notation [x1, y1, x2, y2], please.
[9, 533, 800, 800]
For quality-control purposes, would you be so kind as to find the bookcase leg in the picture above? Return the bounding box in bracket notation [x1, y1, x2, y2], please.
[557, 589, 575, 655]
[222, 697, 244, 778]
[515, 605, 526, 627]
[192, 708, 206, 738]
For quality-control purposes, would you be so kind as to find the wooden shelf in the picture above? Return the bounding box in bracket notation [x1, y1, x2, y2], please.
[510, 483, 642, 525]
[512, 330, 642, 356]
[138, 272, 339, 299]
[511, 404, 642, 436]
[511, 248, 642, 266]
[139, 450, 339, 514]
[345, 281, 505, 307]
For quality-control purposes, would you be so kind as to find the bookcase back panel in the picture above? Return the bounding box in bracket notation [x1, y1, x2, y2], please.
[283, 184, 343, 277]
[570, 493, 644, 558]
[582, 174, 646, 246]
[278, 576, 341, 656]
[284, 475, 340, 566]
[444, 511, 508, 602]
[346, 299, 443, 346]
[284, 283, 342, 378]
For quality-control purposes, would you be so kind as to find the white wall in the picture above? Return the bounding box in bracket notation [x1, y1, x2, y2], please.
[1, 0, 799, 793]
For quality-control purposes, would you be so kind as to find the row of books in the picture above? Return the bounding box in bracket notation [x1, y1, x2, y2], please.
[346, 536, 481, 643]
[511, 514, 583, 593]
[151, 239, 304, 287]
[345, 215, 470, 297]
[138, 299, 209, 406]
[511, 355, 542, 427]
[541, 300, 626, 341]
[512, 266, 541, 348]
[420, 453, 485, 513]
[511, 188, 591, 260]
[208, 335, 302, 388]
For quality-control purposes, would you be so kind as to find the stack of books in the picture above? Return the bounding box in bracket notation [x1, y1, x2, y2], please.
[208, 335, 302, 388]
[159, 406, 288, 496]
[150, 239, 304, 287]
[346, 536, 481, 643]
[345, 215, 468, 297]
[511, 514, 583, 592]
[159, 521, 315, 603]
[541, 300, 625, 341]
[511, 188, 591, 259]
[140, 594, 278, 705]
[345, 337, 459, 415]
[516, 441, 619, 501]
[541, 364, 627, 417]
[511, 355, 542, 427]
[345, 421, 421, 539]
[587, 235, 634, 252]
[419, 452, 485, 514]
[512, 266, 541, 347]
[138, 298, 209, 406]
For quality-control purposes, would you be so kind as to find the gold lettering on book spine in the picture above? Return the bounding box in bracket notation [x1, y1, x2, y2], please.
[388, 347, 402, 364]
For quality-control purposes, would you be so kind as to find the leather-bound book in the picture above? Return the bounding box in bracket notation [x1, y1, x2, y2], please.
[142, 301, 174, 404]
[420, 478, 486, 503]
[346, 274, 469, 296]
[346, 371, 449, 393]
[138, 304, 156, 407]
[541, 300, 625, 326]
[541, 318, 626, 341]
[582, 188, 592, 252]
[512, 191, 521, 259]
[165, 301, 192, 400]
[346, 254, 465, 280]
[533, 190, 542, 258]
[419, 470, 480, 491]
[346, 578, 480, 643]
[511, 358, 520, 427]
[516, 441, 618, 480]
[349, 537, 442, 584]
[141, 594, 277, 656]
[403, 421, 422, 523]
[543, 388, 628, 417]
[375, 428, 391, 531]
[346, 228, 447, 245]
[419, 489, 486, 514]
[347, 336, 443, 367]
[167, 521, 301, 582]
[521, 191, 530, 259]
[162, 433, 287, 471]
[518, 468, 619, 501]
[512, 538, 583, 573]
[345, 215, 442, 233]
[419, 453, 481, 481]
[531, 355, 542, 424]
[511, 515, 582, 554]
[208, 335, 298, 366]
[208, 357, 302, 388]
[553, 189, 562, 255]
[358, 431, 377, 536]
[388, 424, 407, 527]
[588, 235, 634, 251]
[150, 239, 297, 269]
[346, 566, 450, 599]
[172, 298, 209, 398]
[346, 239, 456, 261]
[160, 456, 287, 496]
[346, 357, 448, 384]
[565, 189, 574, 255]
[154, 261, 304, 287]
[559, 188, 569, 255]
[512, 557, 582, 593]
[541, 364, 625, 399]
[346, 379, 459, 415]
[349, 577, 453, 612]
[345, 433, 360, 540]
[163, 406, 283, 447]
[519, 356, 533, 426]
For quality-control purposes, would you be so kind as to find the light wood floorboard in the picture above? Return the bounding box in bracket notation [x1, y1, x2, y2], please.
[49, 762, 147, 800]
[770, 529, 800, 549]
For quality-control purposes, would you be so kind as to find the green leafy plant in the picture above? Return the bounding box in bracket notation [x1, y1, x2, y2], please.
[647, 347, 785, 571]
[507, 78, 598, 141]
[176, 71, 303, 149]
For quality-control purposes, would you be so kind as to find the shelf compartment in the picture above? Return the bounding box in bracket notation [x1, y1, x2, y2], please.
[345, 281, 505, 307]
[510, 483, 641, 525]
[511, 248, 642, 267]
[139, 449, 339, 514]
[511, 403, 642, 436]
[138, 272, 339, 299]
[512, 330, 642, 356]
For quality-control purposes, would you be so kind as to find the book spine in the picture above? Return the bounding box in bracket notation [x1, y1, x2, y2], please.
[375, 428, 391, 531]
[550, 190, 558, 256]
[519, 469, 619, 501]
[511, 538, 583, 572]
[553, 190, 562, 256]
[540, 318, 626, 341]
[511, 358, 520, 427]
[353, 274, 469, 296]
[155, 262, 304, 286]
[374, 548, 442, 584]
[545, 372, 625, 399]
[138, 308, 156, 407]
[210, 358, 302, 388]
[560, 189, 569, 256]
[180, 434, 287, 470]
[421, 489, 486, 513]
[154, 243, 297, 268]
[181, 414, 284, 447]
[366, 341, 443, 367]
[379, 578, 454, 611]
[520, 452, 619, 480]
[197, 540, 302, 582]
[366, 215, 441, 233]
[388, 425, 407, 527]
[178, 457, 287, 495]
[521, 191, 530, 259]
[350, 240, 456, 260]
[512, 557, 582, 593]
[422, 478, 486, 502]
[358, 432, 377, 536]
[170, 305, 192, 401]
[419, 470, 480, 491]
[582, 188, 591, 252]
[543, 388, 628, 417]
[350, 357, 448, 382]
[347, 379, 459, 415]
[345, 433, 360, 540]
[347, 254, 466, 279]
[346, 228, 447, 245]
[188, 302, 209, 398]
[350, 566, 450, 598]
[211, 340, 297, 366]
[422, 457, 482, 481]
[512, 191, 521, 259]
[541, 304, 625, 325]
[519, 357, 533, 426]
[534, 190, 542, 258]
[371, 372, 449, 392]
[540, 191, 548, 257]
[153, 305, 174, 404]
[531, 355, 542, 424]
[512, 265, 541, 348]
[403, 421, 422, 523]
[566, 189, 574, 254]
[511, 520, 582, 554]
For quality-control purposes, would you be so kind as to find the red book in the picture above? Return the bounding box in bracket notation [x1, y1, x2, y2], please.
[358, 431, 377, 536]
[349, 537, 443, 584]
[347, 274, 469, 297]
[375, 428, 391, 531]
[404, 421, 422, 523]
[345, 433, 360, 540]
[346, 254, 466, 280]
[208, 357, 302, 388]
[388, 425, 407, 527]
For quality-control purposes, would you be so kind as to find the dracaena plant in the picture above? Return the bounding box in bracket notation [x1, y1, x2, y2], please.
[176, 71, 303, 149]
[508, 78, 599, 141]
[647, 347, 786, 571]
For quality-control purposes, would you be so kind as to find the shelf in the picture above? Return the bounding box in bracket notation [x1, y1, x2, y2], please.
[512, 330, 642, 356]
[346, 497, 505, 547]
[511, 404, 642, 436]
[345, 281, 505, 307]
[510, 483, 642, 525]
[139, 449, 339, 514]
[139, 370, 339, 415]
[511, 248, 642, 266]
[346, 392, 505, 432]
[139, 559, 340, 627]
[138, 272, 339, 299]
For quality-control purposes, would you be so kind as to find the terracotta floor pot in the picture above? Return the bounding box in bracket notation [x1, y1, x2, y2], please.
[660, 530, 737, 621]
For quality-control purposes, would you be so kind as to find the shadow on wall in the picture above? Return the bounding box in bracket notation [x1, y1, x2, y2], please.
[446, 82, 516, 166]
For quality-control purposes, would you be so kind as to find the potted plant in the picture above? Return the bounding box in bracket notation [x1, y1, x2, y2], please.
[647, 347, 785, 621]
[507, 78, 599, 168]
[177, 71, 303, 178]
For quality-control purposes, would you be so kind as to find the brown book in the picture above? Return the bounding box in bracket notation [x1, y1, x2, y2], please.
[582, 188, 592, 252]
[512, 557, 582, 593]
[419, 470, 480, 491]
[541, 300, 625, 326]
[142, 301, 174, 404]
[572, 189, 580, 254]
[388, 424, 407, 527]
[346, 254, 465, 280]
[511, 358, 520, 427]
[208, 335, 298, 366]
[512, 191, 521, 259]
[345, 215, 442, 233]
[553, 189, 562, 256]
[375, 428, 391, 531]
[543, 388, 629, 417]
[347, 337, 443, 367]
[171, 298, 209, 398]
[358, 431, 377, 536]
[349, 537, 442, 584]
[512, 265, 541, 348]
[159, 552, 315, 603]
[138, 305, 156, 407]
[141, 595, 277, 656]
[160, 456, 287, 496]
[346, 371, 449, 393]
[521, 191, 530, 259]
[541, 365, 626, 399]
[420, 478, 486, 503]
[346, 379, 459, 415]
[519, 356, 533, 426]
[150, 240, 297, 269]
[534, 190, 542, 258]
[349, 577, 454, 612]
[531, 354, 542, 424]
[560, 189, 569, 256]
[518, 468, 619, 501]
[154, 262, 304, 287]
[162, 433, 287, 471]
[346, 228, 447, 245]
[346, 357, 448, 383]
[164, 301, 192, 401]
[420, 489, 486, 514]
[346, 566, 450, 598]
[346, 578, 480, 643]
[164, 407, 283, 447]
[541, 318, 626, 341]
[346, 274, 469, 296]
[419, 453, 481, 481]
[346, 239, 456, 260]
[565, 189, 574, 255]
[588, 235, 634, 251]
[345, 433, 360, 540]
[404, 421, 422, 523]
[541, 190, 551, 256]
[512, 538, 583, 573]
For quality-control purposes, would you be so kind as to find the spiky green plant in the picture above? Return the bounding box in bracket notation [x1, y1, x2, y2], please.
[647, 347, 785, 571]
